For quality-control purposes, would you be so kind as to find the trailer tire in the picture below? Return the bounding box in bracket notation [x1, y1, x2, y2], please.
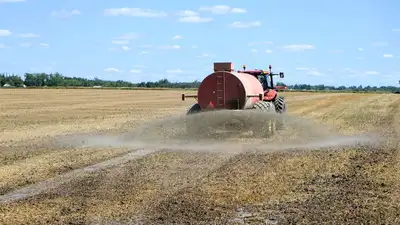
[186, 103, 201, 115]
[252, 100, 276, 112]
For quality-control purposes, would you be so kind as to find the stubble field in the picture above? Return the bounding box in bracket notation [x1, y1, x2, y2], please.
[0, 89, 399, 224]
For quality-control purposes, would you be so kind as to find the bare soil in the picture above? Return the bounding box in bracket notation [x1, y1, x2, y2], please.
[0, 89, 399, 224]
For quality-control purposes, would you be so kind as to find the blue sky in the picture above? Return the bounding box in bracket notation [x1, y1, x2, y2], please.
[0, 0, 399, 86]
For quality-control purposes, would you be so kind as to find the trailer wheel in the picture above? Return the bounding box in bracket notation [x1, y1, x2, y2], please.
[186, 103, 201, 115]
[252, 100, 276, 112]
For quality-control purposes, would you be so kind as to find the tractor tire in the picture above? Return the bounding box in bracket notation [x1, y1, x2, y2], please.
[273, 96, 286, 113]
[272, 96, 286, 131]
[252, 101, 277, 138]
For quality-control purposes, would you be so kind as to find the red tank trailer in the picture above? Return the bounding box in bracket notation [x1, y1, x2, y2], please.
[182, 62, 286, 115]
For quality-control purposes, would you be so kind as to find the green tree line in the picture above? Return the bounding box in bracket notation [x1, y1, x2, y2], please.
[0, 72, 200, 89]
[0, 72, 399, 92]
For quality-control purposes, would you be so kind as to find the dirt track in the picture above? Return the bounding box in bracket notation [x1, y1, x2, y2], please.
[0, 89, 399, 224]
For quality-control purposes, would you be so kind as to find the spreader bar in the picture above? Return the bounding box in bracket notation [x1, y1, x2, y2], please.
[181, 94, 198, 101]
[246, 93, 263, 100]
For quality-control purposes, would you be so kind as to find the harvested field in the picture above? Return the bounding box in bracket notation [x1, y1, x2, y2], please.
[0, 89, 399, 224]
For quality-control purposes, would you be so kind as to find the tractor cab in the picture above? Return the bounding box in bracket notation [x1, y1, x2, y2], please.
[257, 74, 270, 90]
[237, 65, 284, 91]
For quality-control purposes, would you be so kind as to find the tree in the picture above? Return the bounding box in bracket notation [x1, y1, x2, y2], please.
[0, 71, 397, 92]
[276, 82, 287, 86]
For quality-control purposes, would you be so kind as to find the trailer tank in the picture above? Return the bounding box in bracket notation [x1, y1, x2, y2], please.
[197, 70, 264, 110]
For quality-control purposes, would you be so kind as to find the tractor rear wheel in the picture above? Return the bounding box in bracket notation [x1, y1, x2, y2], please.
[273, 96, 286, 113]
[273, 96, 286, 130]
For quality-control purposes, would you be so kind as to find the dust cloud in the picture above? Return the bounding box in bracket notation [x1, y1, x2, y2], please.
[0, 109, 379, 205]
[57, 109, 379, 154]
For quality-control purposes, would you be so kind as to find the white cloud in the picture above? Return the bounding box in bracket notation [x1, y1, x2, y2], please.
[129, 69, 141, 73]
[176, 10, 199, 17]
[104, 8, 167, 17]
[0, 0, 25, 3]
[178, 16, 213, 23]
[307, 70, 324, 76]
[159, 45, 180, 49]
[0, 44, 5, 48]
[283, 44, 316, 51]
[132, 65, 147, 68]
[365, 71, 379, 75]
[229, 21, 261, 28]
[357, 48, 364, 51]
[110, 34, 139, 46]
[50, 9, 81, 18]
[121, 46, 130, 51]
[0, 29, 11, 36]
[265, 49, 272, 53]
[251, 49, 258, 53]
[172, 35, 183, 40]
[139, 51, 148, 55]
[231, 8, 247, 13]
[176, 9, 213, 23]
[392, 28, 400, 32]
[344, 68, 358, 74]
[39, 43, 49, 47]
[112, 40, 129, 45]
[104, 68, 122, 73]
[196, 53, 209, 58]
[296, 67, 309, 70]
[19, 43, 31, 47]
[166, 69, 183, 73]
[296, 67, 324, 76]
[116, 33, 140, 40]
[19, 33, 39, 38]
[199, 5, 246, 14]
[192, 45, 198, 49]
[372, 41, 388, 47]
[383, 54, 393, 58]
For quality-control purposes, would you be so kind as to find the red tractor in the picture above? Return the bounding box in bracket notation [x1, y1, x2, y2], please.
[181, 62, 286, 138]
[182, 62, 286, 115]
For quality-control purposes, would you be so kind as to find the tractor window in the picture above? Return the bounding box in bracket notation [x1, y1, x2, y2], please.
[258, 75, 269, 90]
[264, 75, 271, 89]
[258, 75, 265, 84]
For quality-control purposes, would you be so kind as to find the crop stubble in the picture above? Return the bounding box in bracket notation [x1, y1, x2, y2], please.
[0, 89, 399, 224]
